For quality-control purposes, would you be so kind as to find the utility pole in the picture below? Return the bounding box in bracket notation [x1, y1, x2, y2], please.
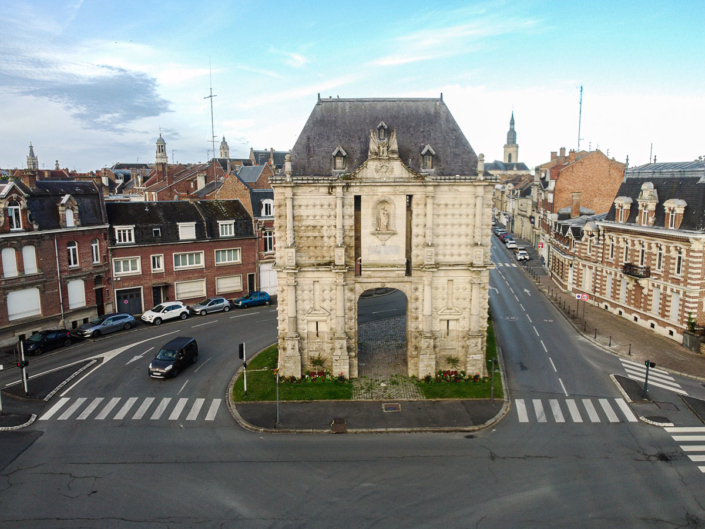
[204, 57, 217, 161]
[577, 85, 583, 151]
[239, 343, 247, 396]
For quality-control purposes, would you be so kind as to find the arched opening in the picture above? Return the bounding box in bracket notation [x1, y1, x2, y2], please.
[507, 153, 512, 163]
[357, 288, 407, 377]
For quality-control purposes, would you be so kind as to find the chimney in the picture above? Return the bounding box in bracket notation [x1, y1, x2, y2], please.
[20, 170, 37, 188]
[197, 173, 206, 190]
[477, 153, 485, 174]
[270, 147, 274, 165]
[568, 149, 576, 163]
[571, 192, 581, 218]
[559, 147, 566, 159]
[551, 151, 557, 161]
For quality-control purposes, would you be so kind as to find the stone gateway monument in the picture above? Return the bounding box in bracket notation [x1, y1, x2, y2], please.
[272, 96, 497, 379]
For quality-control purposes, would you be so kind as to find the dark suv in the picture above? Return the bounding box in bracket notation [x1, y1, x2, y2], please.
[22, 330, 74, 355]
[148, 337, 198, 379]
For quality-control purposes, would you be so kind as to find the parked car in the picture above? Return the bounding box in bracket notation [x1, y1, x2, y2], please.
[516, 250, 530, 261]
[232, 291, 271, 309]
[22, 330, 74, 356]
[189, 297, 231, 315]
[499, 233, 512, 242]
[141, 302, 189, 325]
[494, 229, 506, 236]
[506, 240, 518, 249]
[75, 313, 136, 339]
[514, 246, 526, 254]
[148, 336, 198, 379]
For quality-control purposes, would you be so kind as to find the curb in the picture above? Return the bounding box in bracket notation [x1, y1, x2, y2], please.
[610, 374, 636, 404]
[44, 359, 98, 402]
[639, 416, 674, 427]
[0, 414, 37, 431]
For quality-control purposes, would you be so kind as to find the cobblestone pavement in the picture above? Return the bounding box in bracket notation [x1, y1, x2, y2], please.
[358, 316, 407, 377]
[352, 375, 425, 400]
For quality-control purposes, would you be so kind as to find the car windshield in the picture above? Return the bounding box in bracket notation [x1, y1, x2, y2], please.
[198, 299, 213, 306]
[242, 294, 254, 299]
[156, 349, 177, 361]
[89, 316, 106, 325]
[151, 305, 165, 313]
[28, 333, 44, 342]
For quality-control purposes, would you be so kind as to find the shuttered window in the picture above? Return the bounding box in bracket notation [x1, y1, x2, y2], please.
[7, 288, 41, 320]
[175, 279, 206, 300]
[68, 279, 86, 309]
[2, 248, 18, 278]
[216, 275, 242, 294]
[23, 246, 38, 274]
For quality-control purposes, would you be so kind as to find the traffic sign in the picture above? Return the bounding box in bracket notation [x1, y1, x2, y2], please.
[575, 294, 582, 300]
[538, 242, 544, 249]
[581, 294, 589, 301]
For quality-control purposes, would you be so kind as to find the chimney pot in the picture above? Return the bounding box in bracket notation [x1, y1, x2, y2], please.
[560, 147, 566, 158]
[551, 151, 557, 161]
[571, 192, 581, 219]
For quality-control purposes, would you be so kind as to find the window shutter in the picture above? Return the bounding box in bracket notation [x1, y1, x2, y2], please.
[7, 288, 41, 320]
[175, 279, 206, 300]
[216, 275, 242, 294]
[68, 279, 86, 309]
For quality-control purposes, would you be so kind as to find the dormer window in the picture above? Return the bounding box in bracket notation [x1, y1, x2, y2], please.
[377, 122, 388, 140]
[421, 145, 435, 170]
[8, 200, 22, 230]
[668, 209, 676, 229]
[115, 226, 134, 244]
[613, 196, 632, 223]
[262, 199, 274, 217]
[663, 199, 687, 230]
[66, 208, 75, 227]
[178, 222, 197, 240]
[332, 145, 347, 172]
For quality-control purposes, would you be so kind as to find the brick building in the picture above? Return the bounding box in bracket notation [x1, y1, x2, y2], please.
[0, 175, 110, 348]
[105, 200, 256, 313]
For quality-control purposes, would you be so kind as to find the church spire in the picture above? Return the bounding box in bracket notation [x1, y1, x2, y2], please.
[27, 142, 38, 170]
[506, 112, 517, 145]
[503, 112, 519, 164]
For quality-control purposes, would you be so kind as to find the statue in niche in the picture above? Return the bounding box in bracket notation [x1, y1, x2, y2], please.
[378, 205, 390, 231]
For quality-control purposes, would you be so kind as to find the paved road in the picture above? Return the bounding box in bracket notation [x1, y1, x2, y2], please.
[0, 252, 704, 527]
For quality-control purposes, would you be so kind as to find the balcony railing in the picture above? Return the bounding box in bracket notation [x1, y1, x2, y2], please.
[623, 263, 651, 279]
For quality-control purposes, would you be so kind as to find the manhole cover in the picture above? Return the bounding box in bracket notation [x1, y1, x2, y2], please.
[331, 418, 347, 434]
[655, 402, 679, 411]
[505, 317, 518, 321]
[383, 403, 401, 413]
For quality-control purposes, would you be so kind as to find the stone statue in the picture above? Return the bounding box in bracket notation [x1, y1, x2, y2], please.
[368, 129, 379, 157]
[378, 205, 390, 231]
[388, 130, 399, 157]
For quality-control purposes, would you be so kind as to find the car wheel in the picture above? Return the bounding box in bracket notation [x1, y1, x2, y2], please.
[242, 303, 248, 309]
[35, 348, 43, 356]
[265, 301, 270, 306]
[192, 354, 198, 364]
[200, 310, 207, 316]
[154, 318, 162, 326]
[63, 338, 72, 347]
[224, 306, 230, 312]
[123, 322, 132, 330]
[172, 368, 179, 378]
[92, 330, 101, 338]
[180, 312, 188, 320]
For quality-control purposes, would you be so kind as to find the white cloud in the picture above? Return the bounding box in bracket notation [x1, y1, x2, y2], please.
[269, 47, 309, 68]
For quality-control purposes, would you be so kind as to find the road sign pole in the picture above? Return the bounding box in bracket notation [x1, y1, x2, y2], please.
[20, 341, 28, 396]
[0, 364, 3, 414]
[276, 370, 280, 426]
[239, 343, 247, 397]
[583, 298, 586, 321]
[643, 360, 652, 399]
[490, 358, 495, 404]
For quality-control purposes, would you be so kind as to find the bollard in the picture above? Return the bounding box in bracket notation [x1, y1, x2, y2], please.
[609, 336, 612, 347]
[594, 329, 597, 339]
[628, 343, 632, 356]
[584, 321, 587, 331]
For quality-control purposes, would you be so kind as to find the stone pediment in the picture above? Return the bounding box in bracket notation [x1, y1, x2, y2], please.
[344, 157, 423, 182]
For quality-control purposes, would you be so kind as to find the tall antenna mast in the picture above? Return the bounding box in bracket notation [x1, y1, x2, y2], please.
[204, 57, 217, 161]
[577, 85, 583, 151]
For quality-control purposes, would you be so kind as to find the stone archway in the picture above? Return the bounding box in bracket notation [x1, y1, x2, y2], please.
[356, 288, 407, 377]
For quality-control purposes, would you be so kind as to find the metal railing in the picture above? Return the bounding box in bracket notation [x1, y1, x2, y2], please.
[623, 263, 651, 279]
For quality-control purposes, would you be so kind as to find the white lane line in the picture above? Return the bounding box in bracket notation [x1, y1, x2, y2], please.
[132, 397, 154, 420]
[559, 378, 569, 396]
[614, 399, 638, 422]
[77, 398, 104, 420]
[169, 398, 189, 420]
[126, 347, 154, 366]
[57, 398, 87, 421]
[623, 367, 679, 385]
[549, 357, 557, 372]
[620, 358, 670, 375]
[541, 340, 548, 352]
[674, 436, 705, 442]
[505, 280, 509, 286]
[520, 304, 525, 311]
[205, 399, 222, 421]
[511, 264, 517, 267]
[515, 399, 529, 422]
[510, 287, 514, 293]
[186, 398, 205, 420]
[665, 427, 705, 433]
[626, 375, 687, 395]
[151, 398, 171, 420]
[566, 400, 583, 422]
[688, 455, 705, 462]
[39, 398, 71, 420]
[599, 399, 620, 423]
[177, 380, 189, 395]
[230, 312, 260, 319]
[582, 399, 600, 422]
[4, 357, 94, 388]
[549, 400, 565, 422]
[114, 397, 138, 420]
[700, 466, 705, 473]
[533, 326, 539, 336]
[680, 445, 705, 451]
[95, 397, 121, 420]
[193, 357, 211, 373]
[514, 295, 519, 301]
[192, 321, 218, 328]
[533, 399, 547, 422]
[526, 314, 532, 323]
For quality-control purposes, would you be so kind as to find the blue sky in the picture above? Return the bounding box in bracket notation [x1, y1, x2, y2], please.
[1, 0, 703, 171]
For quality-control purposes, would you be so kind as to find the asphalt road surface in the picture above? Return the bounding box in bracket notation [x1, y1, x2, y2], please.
[0, 252, 704, 528]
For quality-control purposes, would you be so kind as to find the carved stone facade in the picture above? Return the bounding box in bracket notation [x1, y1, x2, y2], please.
[272, 97, 496, 378]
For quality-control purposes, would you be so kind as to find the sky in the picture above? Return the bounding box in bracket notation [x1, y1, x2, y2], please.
[1, 0, 703, 172]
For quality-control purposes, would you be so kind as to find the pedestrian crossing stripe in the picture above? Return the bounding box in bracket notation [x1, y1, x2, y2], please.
[514, 398, 637, 424]
[618, 358, 687, 396]
[40, 397, 222, 422]
[664, 426, 705, 473]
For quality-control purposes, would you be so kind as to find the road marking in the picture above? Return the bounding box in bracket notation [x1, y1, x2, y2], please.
[132, 397, 154, 420]
[674, 436, 705, 442]
[533, 326, 539, 336]
[614, 399, 638, 422]
[169, 398, 189, 420]
[566, 400, 583, 422]
[559, 378, 568, 396]
[372, 309, 397, 314]
[505, 280, 509, 286]
[205, 399, 221, 421]
[95, 397, 121, 420]
[520, 304, 525, 311]
[680, 445, 705, 451]
[515, 399, 529, 422]
[511, 264, 517, 268]
[549, 400, 565, 422]
[4, 357, 95, 388]
[623, 367, 679, 385]
[621, 358, 670, 375]
[514, 295, 519, 301]
[126, 347, 154, 366]
[549, 357, 557, 372]
[510, 287, 514, 293]
[541, 340, 548, 353]
[57, 398, 86, 421]
[186, 398, 205, 420]
[665, 427, 705, 433]
[230, 312, 260, 319]
[523, 289, 531, 296]
[151, 398, 172, 420]
[114, 397, 138, 420]
[192, 321, 218, 328]
[688, 455, 705, 462]
[533, 399, 547, 422]
[177, 380, 189, 395]
[598, 399, 620, 422]
[39, 398, 70, 420]
[77, 398, 104, 420]
[626, 375, 687, 395]
[193, 357, 211, 373]
[582, 399, 600, 422]
[526, 314, 532, 322]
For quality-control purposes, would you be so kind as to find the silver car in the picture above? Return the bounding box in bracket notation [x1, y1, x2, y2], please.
[189, 297, 231, 316]
[75, 313, 136, 338]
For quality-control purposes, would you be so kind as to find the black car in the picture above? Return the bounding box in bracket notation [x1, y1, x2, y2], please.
[22, 330, 74, 356]
[148, 337, 198, 379]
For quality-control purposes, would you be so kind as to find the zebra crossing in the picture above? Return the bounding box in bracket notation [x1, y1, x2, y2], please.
[494, 262, 518, 268]
[619, 358, 687, 395]
[39, 396, 222, 423]
[665, 426, 705, 473]
[514, 397, 638, 424]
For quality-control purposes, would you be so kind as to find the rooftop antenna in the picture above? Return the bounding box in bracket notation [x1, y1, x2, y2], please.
[204, 57, 217, 161]
[577, 85, 583, 151]
[172, 149, 177, 163]
[649, 143, 653, 164]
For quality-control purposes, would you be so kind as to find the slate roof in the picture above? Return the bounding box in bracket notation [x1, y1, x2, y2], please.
[623, 161, 705, 179]
[215, 158, 252, 172]
[111, 163, 152, 170]
[252, 150, 288, 168]
[105, 200, 254, 246]
[486, 160, 530, 172]
[237, 165, 266, 183]
[192, 180, 222, 198]
[289, 97, 478, 177]
[251, 189, 274, 218]
[556, 212, 606, 237]
[21, 180, 107, 229]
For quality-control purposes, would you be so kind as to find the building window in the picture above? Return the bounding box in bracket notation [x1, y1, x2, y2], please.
[262, 200, 274, 217]
[151, 255, 164, 272]
[174, 251, 203, 270]
[2, 248, 18, 278]
[115, 226, 134, 244]
[640, 208, 648, 226]
[215, 248, 241, 265]
[22, 245, 38, 274]
[623, 242, 629, 263]
[264, 231, 274, 253]
[153, 228, 161, 238]
[675, 249, 683, 275]
[423, 154, 433, 169]
[67, 279, 86, 309]
[178, 223, 197, 240]
[8, 200, 22, 230]
[67, 241, 79, 267]
[656, 246, 663, 270]
[609, 239, 615, 260]
[668, 209, 676, 229]
[66, 209, 75, 227]
[216, 275, 243, 294]
[113, 257, 140, 275]
[174, 279, 206, 300]
[639, 245, 645, 267]
[91, 239, 100, 264]
[335, 155, 345, 170]
[219, 222, 234, 237]
[7, 288, 41, 321]
[618, 208, 624, 223]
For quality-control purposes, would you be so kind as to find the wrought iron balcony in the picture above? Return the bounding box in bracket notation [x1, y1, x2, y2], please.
[623, 263, 650, 279]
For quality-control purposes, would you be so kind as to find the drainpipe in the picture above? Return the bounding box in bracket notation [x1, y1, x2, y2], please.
[54, 235, 66, 328]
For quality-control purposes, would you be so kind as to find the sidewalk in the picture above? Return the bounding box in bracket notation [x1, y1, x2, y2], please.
[506, 231, 705, 381]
